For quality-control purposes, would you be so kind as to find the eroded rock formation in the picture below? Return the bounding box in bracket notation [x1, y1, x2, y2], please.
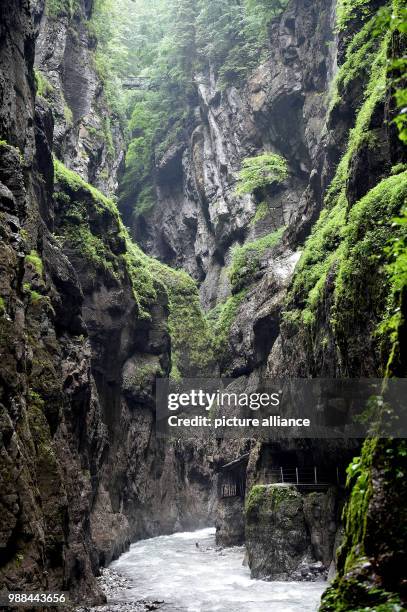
[0, 0, 214, 601]
[245, 484, 340, 581]
[0, 0, 406, 609]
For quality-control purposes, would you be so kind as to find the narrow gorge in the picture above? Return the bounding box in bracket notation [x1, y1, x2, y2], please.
[0, 0, 406, 610]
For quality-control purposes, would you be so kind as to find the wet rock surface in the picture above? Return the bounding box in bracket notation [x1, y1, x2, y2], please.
[0, 0, 214, 602]
[245, 484, 339, 581]
[0, 0, 105, 602]
[246, 484, 311, 580]
[34, 0, 124, 195]
[129, 0, 336, 311]
[76, 569, 164, 612]
[215, 497, 245, 547]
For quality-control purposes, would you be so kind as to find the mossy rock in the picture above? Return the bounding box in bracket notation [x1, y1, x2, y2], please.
[55, 159, 214, 377]
[245, 484, 309, 579]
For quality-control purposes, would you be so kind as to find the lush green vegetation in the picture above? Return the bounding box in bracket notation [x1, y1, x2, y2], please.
[46, 0, 79, 18]
[124, 239, 215, 376]
[321, 440, 407, 612]
[195, 0, 289, 87]
[335, 171, 407, 348]
[235, 153, 288, 195]
[285, 7, 391, 329]
[34, 69, 54, 98]
[389, 7, 407, 143]
[54, 159, 213, 376]
[207, 290, 247, 362]
[245, 483, 300, 516]
[283, 0, 407, 377]
[304, 2, 407, 610]
[251, 201, 269, 224]
[151, 264, 215, 377]
[228, 226, 285, 290]
[90, 0, 290, 219]
[54, 158, 119, 216]
[379, 204, 407, 373]
[336, 0, 373, 31]
[245, 484, 267, 515]
[25, 251, 43, 276]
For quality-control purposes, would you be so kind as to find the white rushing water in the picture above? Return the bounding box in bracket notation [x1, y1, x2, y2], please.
[110, 527, 325, 612]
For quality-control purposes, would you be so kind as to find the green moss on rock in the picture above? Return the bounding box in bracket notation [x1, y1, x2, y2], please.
[152, 265, 215, 377]
[245, 483, 300, 516]
[333, 172, 407, 356]
[54, 158, 118, 217]
[207, 290, 247, 364]
[251, 201, 270, 225]
[245, 484, 268, 515]
[229, 227, 285, 291]
[46, 0, 80, 18]
[282, 4, 407, 604]
[25, 250, 43, 276]
[235, 153, 288, 196]
[34, 69, 54, 98]
[54, 159, 213, 377]
[285, 13, 398, 358]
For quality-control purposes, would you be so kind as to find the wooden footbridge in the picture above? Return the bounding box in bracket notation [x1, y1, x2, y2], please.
[122, 77, 155, 90]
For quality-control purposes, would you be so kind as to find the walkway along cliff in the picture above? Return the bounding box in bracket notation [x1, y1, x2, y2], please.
[0, 0, 406, 610]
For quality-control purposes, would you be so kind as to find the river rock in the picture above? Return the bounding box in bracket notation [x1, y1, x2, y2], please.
[245, 484, 311, 580]
[215, 496, 245, 546]
[303, 488, 338, 567]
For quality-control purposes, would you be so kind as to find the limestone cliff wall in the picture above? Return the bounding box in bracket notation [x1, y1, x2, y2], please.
[129, 0, 337, 314]
[33, 0, 124, 195]
[0, 0, 215, 601]
[128, 0, 407, 607]
[0, 0, 106, 601]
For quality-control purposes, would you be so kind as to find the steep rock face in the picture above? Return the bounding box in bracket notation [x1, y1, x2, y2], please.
[262, 1, 407, 608]
[36, 0, 216, 567]
[40, 2, 217, 569]
[245, 484, 339, 581]
[127, 0, 406, 607]
[0, 0, 215, 600]
[33, 0, 124, 195]
[0, 0, 105, 601]
[246, 484, 309, 580]
[303, 490, 339, 570]
[215, 496, 245, 547]
[129, 0, 336, 311]
[267, 0, 406, 381]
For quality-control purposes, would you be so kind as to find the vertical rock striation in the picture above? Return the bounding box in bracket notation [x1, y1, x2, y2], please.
[129, 0, 337, 314]
[0, 0, 106, 601]
[0, 0, 215, 601]
[126, 0, 407, 607]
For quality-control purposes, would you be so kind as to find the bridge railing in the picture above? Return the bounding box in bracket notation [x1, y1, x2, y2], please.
[266, 466, 343, 486]
[219, 466, 343, 499]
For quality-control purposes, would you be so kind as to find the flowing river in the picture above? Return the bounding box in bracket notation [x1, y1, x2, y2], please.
[109, 527, 326, 612]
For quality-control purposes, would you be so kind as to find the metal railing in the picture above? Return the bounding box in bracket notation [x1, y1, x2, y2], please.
[219, 466, 343, 499]
[267, 466, 342, 486]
